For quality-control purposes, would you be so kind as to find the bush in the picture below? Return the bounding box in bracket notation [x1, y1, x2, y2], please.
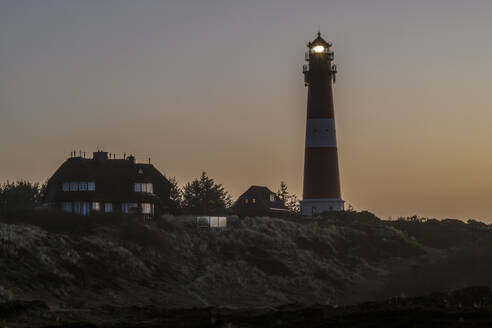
[155, 214, 196, 231]
[119, 222, 173, 249]
[1, 208, 136, 235]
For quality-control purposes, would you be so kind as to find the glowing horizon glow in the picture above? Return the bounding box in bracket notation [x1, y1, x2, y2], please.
[3, 1, 492, 221]
[312, 45, 325, 53]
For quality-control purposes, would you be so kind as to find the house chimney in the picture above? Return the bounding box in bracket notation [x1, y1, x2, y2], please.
[93, 151, 109, 162]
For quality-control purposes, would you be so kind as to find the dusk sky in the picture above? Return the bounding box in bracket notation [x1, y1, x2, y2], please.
[1, 1, 492, 221]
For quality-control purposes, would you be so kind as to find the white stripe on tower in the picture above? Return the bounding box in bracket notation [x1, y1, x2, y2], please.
[305, 119, 337, 148]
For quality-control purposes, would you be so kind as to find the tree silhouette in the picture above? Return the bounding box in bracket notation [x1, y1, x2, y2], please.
[182, 172, 232, 215]
[277, 181, 300, 215]
[166, 176, 183, 211]
[277, 181, 289, 203]
[0, 180, 45, 218]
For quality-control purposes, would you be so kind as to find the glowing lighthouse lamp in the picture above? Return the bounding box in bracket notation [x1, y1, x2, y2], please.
[300, 32, 344, 216]
[311, 45, 325, 53]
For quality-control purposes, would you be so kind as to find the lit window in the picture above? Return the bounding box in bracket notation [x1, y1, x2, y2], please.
[81, 202, 90, 216]
[252, 198, 256, 204]
[141, 203, 152, 214]
[208, 216, 227, 228]
[92, 202, 100, 211]
[79, 182, 88, 191]
[104, 203, 112, 213]
[69, 182, 78, 191]
[88, 182, 96, 191]
[62, 202, 72, 212]
[210, 216, 219, 227]
[245, 198, 249, 204]
[134, 183, 153, 193]
[62, 183, 69, 192]
[270, 194, 276, 202]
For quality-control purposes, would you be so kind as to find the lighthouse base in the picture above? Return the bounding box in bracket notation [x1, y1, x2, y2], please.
[301, 198, 344, 216]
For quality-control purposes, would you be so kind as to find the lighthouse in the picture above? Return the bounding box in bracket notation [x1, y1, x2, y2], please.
[301, 32, 344, 216]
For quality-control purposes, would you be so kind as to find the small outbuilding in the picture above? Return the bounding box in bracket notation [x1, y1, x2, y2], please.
[232, 185, 290, 217]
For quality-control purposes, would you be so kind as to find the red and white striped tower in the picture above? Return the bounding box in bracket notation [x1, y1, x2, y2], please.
[301, 32, 344, 216]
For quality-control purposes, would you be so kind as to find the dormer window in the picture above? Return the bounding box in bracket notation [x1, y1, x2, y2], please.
[134, 183, 153, 194]
[270, 194, 276, 202]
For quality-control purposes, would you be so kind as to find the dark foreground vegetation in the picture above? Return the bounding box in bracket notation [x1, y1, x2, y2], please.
[2, 286, 492, 327]
[2, 190, 492, 326]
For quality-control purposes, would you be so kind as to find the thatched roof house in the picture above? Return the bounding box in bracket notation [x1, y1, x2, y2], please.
[232, 185, 290, 217]
[43, 151, 172, 218]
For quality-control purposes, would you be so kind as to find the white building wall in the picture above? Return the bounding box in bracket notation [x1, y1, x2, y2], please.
[300, 198, 344, 216]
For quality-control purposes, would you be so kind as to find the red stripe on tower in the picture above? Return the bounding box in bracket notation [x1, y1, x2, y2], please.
[301, 32, 344, 216]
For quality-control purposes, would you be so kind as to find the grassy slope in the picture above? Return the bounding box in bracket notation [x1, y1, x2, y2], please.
[1, 211, 492, 312]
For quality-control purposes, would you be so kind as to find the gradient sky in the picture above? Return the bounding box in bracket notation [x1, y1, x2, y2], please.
[1, 0, 492, 221]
